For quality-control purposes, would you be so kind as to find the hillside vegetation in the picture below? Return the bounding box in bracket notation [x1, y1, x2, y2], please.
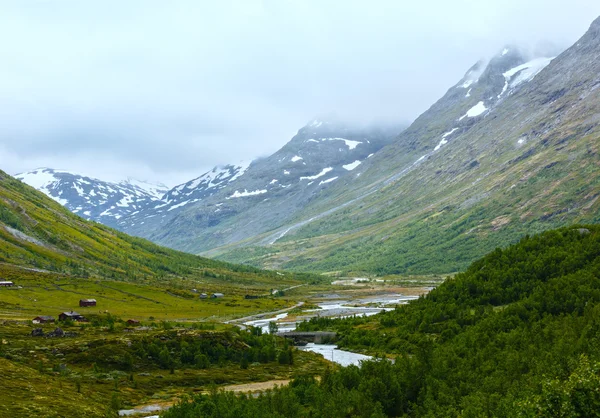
[166, 226, 600, 417]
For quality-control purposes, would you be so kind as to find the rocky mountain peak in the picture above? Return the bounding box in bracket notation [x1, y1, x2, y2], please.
[15, 168, 165, 228]
[579, 15, 600, 47]
[590, 15, 600, 33]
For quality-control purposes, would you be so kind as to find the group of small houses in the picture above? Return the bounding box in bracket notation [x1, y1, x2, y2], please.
[31, 291, 229, 325]
[32, 298, 96, 324]
[31, 298, 138, 326]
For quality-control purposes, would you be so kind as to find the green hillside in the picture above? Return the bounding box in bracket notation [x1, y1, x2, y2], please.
[0, 169, 320, 321]
[0, 169, 275, 281]
[166, 225, 600, 417]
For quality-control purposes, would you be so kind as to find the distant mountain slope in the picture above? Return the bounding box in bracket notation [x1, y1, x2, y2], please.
[15, 168, 168, 228]
[0, 169, 284, 283]
[211, 18, 600, 274]
[119, 120, 402, 252]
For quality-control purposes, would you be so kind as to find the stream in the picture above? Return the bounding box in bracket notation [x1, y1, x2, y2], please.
[119, 290, 422, 416]
[242, 292, 419, 366]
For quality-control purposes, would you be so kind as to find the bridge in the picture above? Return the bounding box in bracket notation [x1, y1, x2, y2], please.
[276, 331, 337, 344]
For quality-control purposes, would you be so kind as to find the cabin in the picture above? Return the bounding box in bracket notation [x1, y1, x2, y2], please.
[126, 319, 140, 325]
[79, 299, 97, 307]
[32, 315, 55, 324]
[211, 293, 224, 298]
[59, 311, 85, 322]
[199, 293, 208, 299]
[0, 281, 14, 287]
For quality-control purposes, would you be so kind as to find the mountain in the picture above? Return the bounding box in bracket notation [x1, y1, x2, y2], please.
[117, 120, 401, 251]
[206, 19, 600, 273]
[0, 168, 284, 282]
[15, 168, 168, 228]
[114, 161, 251, 231]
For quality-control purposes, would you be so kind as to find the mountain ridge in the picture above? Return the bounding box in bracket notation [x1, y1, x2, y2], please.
[207, 19, 600, 274]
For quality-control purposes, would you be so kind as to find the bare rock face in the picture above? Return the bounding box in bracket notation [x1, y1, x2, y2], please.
[589, 16, 600, 36]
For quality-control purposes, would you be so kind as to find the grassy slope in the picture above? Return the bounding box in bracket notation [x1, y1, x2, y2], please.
[0, 169, 323, 320]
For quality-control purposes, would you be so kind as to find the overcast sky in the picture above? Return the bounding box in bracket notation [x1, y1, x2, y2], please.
[1, 0, 599, 186]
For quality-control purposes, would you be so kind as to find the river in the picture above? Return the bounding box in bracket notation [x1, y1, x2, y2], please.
[242, 292, 419, 366]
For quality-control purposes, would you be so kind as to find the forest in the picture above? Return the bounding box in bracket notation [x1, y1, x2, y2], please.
[164, 225, 600, 417]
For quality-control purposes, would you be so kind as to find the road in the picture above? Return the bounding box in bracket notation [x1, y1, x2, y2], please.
[224, 301, 305, 330]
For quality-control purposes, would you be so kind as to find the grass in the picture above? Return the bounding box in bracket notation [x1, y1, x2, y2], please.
[0, 321, 331, 417]
[0, 264, 303, 322]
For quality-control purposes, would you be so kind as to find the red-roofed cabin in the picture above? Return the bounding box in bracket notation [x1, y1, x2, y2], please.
[33, 315, 55, 324]
[126, 319, 140, 325]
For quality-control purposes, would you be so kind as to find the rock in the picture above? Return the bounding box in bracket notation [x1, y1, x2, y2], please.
[31, 328, 44, 337]
[50, 327, 65, 337]
[577, 228, 591, 235]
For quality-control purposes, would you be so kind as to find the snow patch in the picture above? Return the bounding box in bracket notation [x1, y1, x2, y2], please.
[319, 177, 338, 185]
[300, 167, 333, 181]
[228, 189, 268, 198]
[499, 57, 554, 98]
[291, 156, 303, 162]
[343, 161, 362, 171]
[434, 128, 459, 151]
[168, 200, 190, 211]
[459, 101, 487, 120]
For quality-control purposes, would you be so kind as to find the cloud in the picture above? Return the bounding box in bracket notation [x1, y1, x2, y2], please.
[1, 0, 599, 184]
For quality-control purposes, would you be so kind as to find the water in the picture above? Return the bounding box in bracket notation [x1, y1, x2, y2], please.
[241, 293, 418, 366]
[298, 343, 372, 367]
[119, 405, 165, 416]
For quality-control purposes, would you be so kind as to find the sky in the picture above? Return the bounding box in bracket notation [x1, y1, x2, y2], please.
[1, 0, 599, 186]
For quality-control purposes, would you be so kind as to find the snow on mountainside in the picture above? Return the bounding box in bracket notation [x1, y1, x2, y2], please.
[15, 168, 168, 228]
[117, 119, 402, 251]
[160, 162, 251, 207]
[117, 44, 558, 255]
[410, 46, 556, 157]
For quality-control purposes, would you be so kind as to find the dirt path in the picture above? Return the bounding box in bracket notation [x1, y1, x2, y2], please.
[221, 379, 291, 393]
